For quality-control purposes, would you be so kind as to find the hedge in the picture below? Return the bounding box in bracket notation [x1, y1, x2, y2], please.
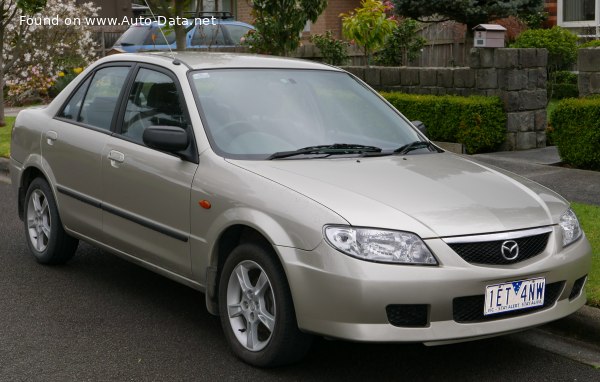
[551, 97, 600, 170]
[380, 92, 506, 154]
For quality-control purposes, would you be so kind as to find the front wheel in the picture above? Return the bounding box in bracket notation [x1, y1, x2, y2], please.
[218, 243, 312, 367]
[24, 178, 78, 264]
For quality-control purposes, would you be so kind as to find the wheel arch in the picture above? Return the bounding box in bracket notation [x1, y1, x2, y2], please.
[205, 223, 289, 316]
[18, 165, 52, 221]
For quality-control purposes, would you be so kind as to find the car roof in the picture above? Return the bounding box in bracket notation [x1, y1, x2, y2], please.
[109, 52, 343, 71]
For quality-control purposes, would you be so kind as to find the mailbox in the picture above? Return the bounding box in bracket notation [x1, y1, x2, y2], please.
[473, 24, 507, 48]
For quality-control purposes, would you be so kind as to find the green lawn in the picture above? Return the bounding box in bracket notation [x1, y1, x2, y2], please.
[0, 117, 15, 158]
[571, 202, 600, 307]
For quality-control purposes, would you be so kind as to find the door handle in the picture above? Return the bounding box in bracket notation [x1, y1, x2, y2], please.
[108, 150, 125, 167]
[46, 131, 58, 146]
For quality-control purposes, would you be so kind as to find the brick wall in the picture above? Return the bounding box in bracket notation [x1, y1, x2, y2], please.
[342, 48, 549, 150]
[578, 48, 600, 97]
[235, 0, 254, 25]
[544, 0, 558, 27]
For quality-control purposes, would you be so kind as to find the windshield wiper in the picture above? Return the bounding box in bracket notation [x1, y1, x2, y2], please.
[394, 140, 438, 155]
[268, 144, 382, 160]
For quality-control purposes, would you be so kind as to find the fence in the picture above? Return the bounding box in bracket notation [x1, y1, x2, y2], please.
[91, 26, 129, 57]
[341, 48, 549, 151]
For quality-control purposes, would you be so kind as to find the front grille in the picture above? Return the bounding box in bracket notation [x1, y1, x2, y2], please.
[386, 304, 429, 327]
[569, 275, 587, 300]
[453, 281, 564, 323]
[447, 232, 550, 265]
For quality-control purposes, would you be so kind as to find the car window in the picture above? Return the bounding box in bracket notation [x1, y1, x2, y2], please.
[57, 77, 91, 121]
[78, 67, 130, 131]
[121, 68, 188, 144]
[191, 69, 420, 159]
[191, 24, 226, 46]
[225, 25, 251, 45]
[143, 26, 176, 46]
[115, 24, 175, 47]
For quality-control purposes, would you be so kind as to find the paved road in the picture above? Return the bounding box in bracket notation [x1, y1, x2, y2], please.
[1, 182, 599, 381]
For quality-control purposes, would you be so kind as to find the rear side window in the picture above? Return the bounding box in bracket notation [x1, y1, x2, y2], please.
[78, 67, 130, 131]
[225, 25, 251, 45]
[191, 24, 226, 46]
[115, 25, 175, 47]
[57, 77, 91, 121]
[143, 27, 176, 46]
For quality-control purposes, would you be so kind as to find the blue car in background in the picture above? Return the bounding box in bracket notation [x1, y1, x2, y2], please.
[112, 18, 254, 52]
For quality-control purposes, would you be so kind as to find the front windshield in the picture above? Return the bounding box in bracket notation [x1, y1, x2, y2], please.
[190, 69, 423, 159]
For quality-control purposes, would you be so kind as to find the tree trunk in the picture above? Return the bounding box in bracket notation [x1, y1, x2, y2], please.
[174, 1, 186, 51]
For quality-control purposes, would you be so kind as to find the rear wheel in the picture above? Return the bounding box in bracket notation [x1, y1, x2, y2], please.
[24, 178, 78, 264]
[218, 243, 312, 367]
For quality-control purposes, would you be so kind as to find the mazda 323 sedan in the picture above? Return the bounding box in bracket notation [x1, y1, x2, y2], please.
[10, 53, 592, 367]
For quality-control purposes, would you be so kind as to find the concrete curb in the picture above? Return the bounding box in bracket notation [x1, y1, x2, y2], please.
[540, 305, 600, 347]
[0, 157, 9, 173]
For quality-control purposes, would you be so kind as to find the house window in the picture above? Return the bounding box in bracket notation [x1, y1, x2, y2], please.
[563, 0, 596, 21]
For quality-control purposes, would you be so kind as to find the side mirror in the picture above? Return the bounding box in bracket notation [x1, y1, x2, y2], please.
[143, 126, 189, 153]
[412, 120, 427, 136]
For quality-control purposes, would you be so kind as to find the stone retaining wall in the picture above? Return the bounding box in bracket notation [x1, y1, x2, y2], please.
[578, 48, 600, 97]
[341, 48, 549, 150]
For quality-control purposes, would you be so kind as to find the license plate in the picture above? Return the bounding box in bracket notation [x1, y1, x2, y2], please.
[484, 277, 545, 316]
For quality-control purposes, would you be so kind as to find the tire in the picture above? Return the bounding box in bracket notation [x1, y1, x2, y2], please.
[218, 243, 313, 367]
[23, 178, 78, 265]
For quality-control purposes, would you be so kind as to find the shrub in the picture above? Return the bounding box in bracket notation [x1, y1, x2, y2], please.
[4, 0, 99, 104]
[341, 0, 396, 64]
[551, 97, 600, 170]
[549, 70, 578, 100]
[380, 92, 506, 154]
[511, 26, 578, 71]
[374, 18, 426, 66]
[579, 40, 600, 48]
[310, 31, 349, 66]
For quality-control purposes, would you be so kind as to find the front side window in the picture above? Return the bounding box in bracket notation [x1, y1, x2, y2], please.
[191, 69, 422, 159]
[77, 66, 130, 131]
[121, 68, 188, 144]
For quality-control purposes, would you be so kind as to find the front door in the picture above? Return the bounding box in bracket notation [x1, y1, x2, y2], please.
[101, 66, 198, 277]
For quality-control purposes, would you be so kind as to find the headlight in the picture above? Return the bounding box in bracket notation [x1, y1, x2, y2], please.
[559, 208, 582, 247]
[324, 226, 437, 265]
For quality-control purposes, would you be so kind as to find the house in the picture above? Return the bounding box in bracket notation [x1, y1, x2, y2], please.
[76, 0, 131, 19]
[545, 0, 600, 36]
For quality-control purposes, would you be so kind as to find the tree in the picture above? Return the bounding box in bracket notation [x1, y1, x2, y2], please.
[0, 0, 46, 126]
[374, 18, 426, 66]
[340, 0, 396, 64]
[243, 0, 328, 56]
[4, 1, 99, 105]
[392, 0, 544, 32]
[145, 0, 193, 50]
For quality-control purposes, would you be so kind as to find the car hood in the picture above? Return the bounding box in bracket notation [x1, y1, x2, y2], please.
[227, 153, 568, 238]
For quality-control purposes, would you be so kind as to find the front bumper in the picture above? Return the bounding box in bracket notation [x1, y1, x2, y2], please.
[278, 225, 592, 343]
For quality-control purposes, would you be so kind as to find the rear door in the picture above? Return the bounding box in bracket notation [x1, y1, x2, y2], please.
[100, 65, 198, 277]
[46, 64, 132, 240]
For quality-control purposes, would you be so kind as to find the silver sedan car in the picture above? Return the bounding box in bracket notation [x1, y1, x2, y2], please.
[10, 53, 591, 367]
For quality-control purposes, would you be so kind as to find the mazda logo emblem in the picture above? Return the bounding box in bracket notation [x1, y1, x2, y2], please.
[501, 240, 519, 260]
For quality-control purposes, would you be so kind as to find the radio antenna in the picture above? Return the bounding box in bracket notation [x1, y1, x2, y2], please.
[142, 0, 177, 61]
